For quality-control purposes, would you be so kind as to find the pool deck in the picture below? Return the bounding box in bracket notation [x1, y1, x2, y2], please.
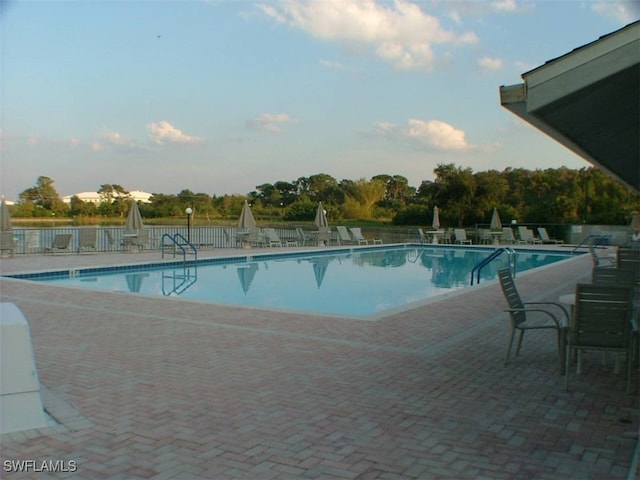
[0, 244, 638, 479]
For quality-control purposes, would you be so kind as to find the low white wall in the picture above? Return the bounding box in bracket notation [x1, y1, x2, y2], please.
[0, 303, 50, 434]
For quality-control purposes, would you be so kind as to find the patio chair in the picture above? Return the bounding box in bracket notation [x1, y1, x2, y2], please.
[296, 228, 313, 246]
[129, 229, 149, 251]
[517, 227, 542, 244]
[0, 232, 16, 257]
[500, 227, 515, 244]
[23, 230, 40, 253]
[564, 284, 636, 393]
[349, 227, 369, 245]
[478, 229, 492, 245]
[617, 247, 640, 284]
[592, 266, 636, 286]
[336, 226, 355, 245]
[454, 229, 471, 245]
[498, 268, 568, 373]
[537, 227, 563, 244]
[77, 228, 98, 253]
[263, 228, 283, 247]
[44, 233, 72, 254]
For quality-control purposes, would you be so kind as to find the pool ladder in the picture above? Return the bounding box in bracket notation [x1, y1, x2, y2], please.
[161, 233, 197, 263]
[470, 247, 516, 285]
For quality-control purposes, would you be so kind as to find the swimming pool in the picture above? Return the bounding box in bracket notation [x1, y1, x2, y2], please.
[8, 245, 577, 318]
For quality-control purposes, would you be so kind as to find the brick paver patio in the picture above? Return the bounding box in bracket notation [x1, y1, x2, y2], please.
[0, 246, 638, 479]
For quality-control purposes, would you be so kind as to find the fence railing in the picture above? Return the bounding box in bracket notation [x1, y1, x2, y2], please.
[5, 226, 423, 255]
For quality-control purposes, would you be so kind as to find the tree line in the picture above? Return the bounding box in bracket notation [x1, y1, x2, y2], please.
[10, 164, 640, 227]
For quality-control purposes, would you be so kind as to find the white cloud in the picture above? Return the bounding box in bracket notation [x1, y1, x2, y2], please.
[91, 130, 143, 152]
[258, 0, 478, 71]
[477, 56, 503, 71]
[407, 119, 470, 150]
[375, 118, 471, 151]
[592, 1, 640, 23]
[147, 121, 203, 146]
[490, 0, 518, 12]
[249, 113, 297, 133]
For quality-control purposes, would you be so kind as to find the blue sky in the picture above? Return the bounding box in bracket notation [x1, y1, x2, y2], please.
[1, 0, 638, 200]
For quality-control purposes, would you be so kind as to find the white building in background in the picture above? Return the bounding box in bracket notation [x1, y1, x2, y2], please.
[62, 190, 152, 204]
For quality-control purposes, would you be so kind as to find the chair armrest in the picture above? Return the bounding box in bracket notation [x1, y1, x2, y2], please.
[523, 302, 570, 322]
[503, 307, 563, 329]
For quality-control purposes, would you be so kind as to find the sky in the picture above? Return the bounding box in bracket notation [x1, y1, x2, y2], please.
[1, 0, 638, 201]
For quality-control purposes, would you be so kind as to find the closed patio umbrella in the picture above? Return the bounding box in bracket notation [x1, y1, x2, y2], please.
[1, 198, 12, 232]
[238, 200, 257, 229]
[125, 200, 144, 233]
[314, 202, 329, 229]
[490, 207, 502, 230]
[432, 206, 440, 229]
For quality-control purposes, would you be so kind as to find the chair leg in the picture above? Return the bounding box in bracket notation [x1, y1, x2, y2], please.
[564, 344, 571, 391]
[515, 330, 525, 355]
[504, 328, 516, 366]
[557, 328, 566, 375]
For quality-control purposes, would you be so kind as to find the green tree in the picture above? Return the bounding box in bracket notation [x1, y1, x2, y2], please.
[19, 176, 68, 216]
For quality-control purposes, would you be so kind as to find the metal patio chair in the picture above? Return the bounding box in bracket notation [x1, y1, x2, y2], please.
[498, 268, 569, 373]
[564, 284, 636, 393]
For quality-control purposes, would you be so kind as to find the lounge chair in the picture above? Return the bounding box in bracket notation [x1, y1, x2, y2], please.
[23, 230, 40, 253]
[263, 228, 283, 247]
[77, 228, 98, 253]
[454, 229, 471, 245]
[565, 284, 636, 393]
[44, 233, 72, 254]
[517, 227, 542, 244]
[336, 226, 355, 245]
[0, 232, 16, 257]
[498, 268, 568, 373]
[537, 227, 563, 244]
[349, 227, 369, 245]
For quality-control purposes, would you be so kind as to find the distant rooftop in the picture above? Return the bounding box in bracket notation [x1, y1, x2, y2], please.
[61, 190, 152, 204]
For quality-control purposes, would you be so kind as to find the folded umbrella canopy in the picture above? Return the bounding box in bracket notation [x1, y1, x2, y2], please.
[125, 200, 144, 233]
[238, 200, 257, 229]
[432, 206, 440, 229]
[314, 202, 329, 229]
[490, 207, 502, 230]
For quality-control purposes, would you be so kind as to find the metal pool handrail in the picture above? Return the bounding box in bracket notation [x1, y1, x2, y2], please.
[470, 247, 516, 285]
[161, 233, 197, 263]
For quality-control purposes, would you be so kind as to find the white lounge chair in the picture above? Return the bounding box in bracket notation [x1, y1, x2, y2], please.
[517, 227, 542, 244]
[537, 227, 563, 244]
[336, 226, 355, 245]
[44, 233, 72, 254]
[454, 229, 471, 245]
[349, 227, 368, 245]
[77, 228, 98, 253]
[263, 228, 283, 247]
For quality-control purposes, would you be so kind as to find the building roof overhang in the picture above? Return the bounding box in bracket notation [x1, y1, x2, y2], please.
[500, 21, 639, 192]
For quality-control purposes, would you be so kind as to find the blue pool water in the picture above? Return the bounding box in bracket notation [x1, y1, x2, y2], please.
[10, 246, 576, 318]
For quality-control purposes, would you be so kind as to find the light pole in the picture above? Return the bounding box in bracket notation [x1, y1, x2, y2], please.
[185, 207, 193, 242]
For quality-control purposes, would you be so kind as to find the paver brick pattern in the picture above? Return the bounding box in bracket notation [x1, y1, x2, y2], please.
[0, 248, 638, 479]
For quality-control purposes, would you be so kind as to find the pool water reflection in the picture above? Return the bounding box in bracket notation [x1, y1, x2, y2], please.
[16, 246, 575, 318]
